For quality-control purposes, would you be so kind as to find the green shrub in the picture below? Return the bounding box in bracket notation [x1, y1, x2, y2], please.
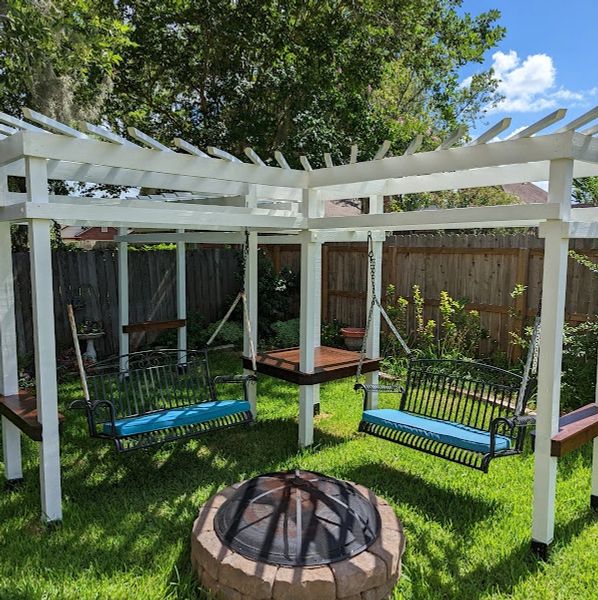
[154, 312, 208, 349]
[271, 319, 300, 348]
[382, 284, 486, 375]
[509, 250, 598, 413]
[154, 314, 244, 350]
[255, 253, 298, 337]
[205, 320, 244, 347]
[321, 319, 346, 348]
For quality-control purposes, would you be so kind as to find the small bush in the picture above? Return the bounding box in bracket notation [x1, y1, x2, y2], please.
[321, 319, 346, 348]
[153, 312, 243, 350]
[271, 319, 300, 348]
[382, 284, 486, 375]
[154, 312, 208, 349]
[205, 321, 244, 347]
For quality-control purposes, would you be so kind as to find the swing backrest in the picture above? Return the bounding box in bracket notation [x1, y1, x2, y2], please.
[399, 359, 528, 432]
[86, 349, 216, 420]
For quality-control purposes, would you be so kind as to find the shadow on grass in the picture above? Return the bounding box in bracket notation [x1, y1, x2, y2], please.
[438, 512, 596, 600]
[0, 410, 347, 588]
[341, 462, 597, 599]
[341, 463, 499, 534]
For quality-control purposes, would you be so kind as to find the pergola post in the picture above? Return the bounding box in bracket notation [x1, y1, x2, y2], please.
[176, 229, 187, 362]
[364, 195, 384, 410]
[27, 156, 62, 522]
[298, 189, 323, 447]
[118, 228, 129, 369]
[244, 187, 258, 416]
[0, 219, 22, 485]
[531, 159, 573, 559]
[244, 231, 259, 416]
[592, 356, 598, 511]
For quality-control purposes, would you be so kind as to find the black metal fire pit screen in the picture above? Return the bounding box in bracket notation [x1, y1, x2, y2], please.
[214, 470, 381, 566]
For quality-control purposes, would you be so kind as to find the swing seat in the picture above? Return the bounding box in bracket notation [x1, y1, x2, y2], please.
[103, 400, 252, 437]
[357, 359, 535, 472]
[361, 409, 512, 453]
[73, 349, 255, 452]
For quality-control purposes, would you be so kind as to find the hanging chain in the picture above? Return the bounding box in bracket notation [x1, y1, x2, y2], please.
[240, 228, 249, 293]
[355, 231, 412, 383]
[356, 232, 376, 382]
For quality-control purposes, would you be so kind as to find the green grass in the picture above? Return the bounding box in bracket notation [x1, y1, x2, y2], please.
[1, 351, 597, 599]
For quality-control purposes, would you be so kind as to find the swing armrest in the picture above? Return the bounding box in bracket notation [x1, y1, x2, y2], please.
[354, 383, 405, 412]
[489, 414, 536, 454]
[214, 375, 257, 403]
[70, 398, 118, 438]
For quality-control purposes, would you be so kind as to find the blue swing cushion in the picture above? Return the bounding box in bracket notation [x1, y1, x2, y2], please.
[361, 408, 511, 453]
[103, 400, 251, 437]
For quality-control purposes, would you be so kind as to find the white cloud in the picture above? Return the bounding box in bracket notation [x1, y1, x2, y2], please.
[478, 50, 591, 114]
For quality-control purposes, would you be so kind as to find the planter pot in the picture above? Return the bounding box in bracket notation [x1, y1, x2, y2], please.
[340, 327, 365, 351]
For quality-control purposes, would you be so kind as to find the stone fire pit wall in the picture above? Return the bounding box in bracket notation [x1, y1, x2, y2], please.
[191, 481, 405, 600]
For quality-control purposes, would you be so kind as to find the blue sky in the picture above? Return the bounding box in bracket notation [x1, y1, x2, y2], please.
[461, 1, 598, 137]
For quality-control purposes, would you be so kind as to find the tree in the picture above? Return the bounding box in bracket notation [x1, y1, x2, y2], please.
[573, 177, 598, 206]
[387, 186, 519, 213]
[0, 0, 132, 120]
[109, 0, 504, 165]
[0, 0, 506, 177]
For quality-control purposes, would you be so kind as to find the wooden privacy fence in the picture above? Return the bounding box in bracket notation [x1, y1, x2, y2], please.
[266, 233, 598, 361]
[13, 248, 240, 358]
[11, 233, 598, 362]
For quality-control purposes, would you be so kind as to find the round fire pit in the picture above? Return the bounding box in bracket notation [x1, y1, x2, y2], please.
[191, 471, 405, 600]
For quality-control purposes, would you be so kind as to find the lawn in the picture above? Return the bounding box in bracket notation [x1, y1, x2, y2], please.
[1, 351, 597, 599]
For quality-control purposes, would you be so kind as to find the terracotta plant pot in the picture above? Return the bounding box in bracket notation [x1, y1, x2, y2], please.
[340, 327, 366, 351]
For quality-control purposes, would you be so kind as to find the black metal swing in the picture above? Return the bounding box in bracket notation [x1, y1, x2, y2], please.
[68, 233, 257, 453]
[72, 349, 254, 452]
[354, 233, 539, 472]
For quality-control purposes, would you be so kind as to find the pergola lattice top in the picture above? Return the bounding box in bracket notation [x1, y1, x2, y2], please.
[0, 105, 597, 237]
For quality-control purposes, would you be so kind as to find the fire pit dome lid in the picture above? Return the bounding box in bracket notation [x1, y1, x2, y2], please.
[214, 470, 381, 567]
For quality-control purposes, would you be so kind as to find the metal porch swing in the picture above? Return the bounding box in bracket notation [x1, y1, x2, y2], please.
[354, 233, 539, 472]
[68, 232, 256, 453]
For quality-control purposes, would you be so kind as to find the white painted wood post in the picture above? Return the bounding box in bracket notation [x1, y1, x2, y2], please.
[27, 155, 62, 522]
[365, 195, 384, 410]
[299, 233, 322, 447]
[176, 229, 187, 363]
[592, 352, 598, 511]
[244, 186, 259, 416]
[531, 159, 573, 557]
[0, 219, 22, 483]
[298, 187, 323, 447]
[118, 228, 129, 370]
[244, 231, 259, 417]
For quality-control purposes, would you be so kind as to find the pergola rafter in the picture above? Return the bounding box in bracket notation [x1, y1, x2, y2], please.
[0, 105, 598, 561]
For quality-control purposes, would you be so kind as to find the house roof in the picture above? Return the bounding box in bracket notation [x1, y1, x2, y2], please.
[502, 183, 548, 204]
[61, 226, 118, 241]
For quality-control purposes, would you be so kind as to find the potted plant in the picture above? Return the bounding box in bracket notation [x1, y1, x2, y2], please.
[340, 327, 366, 351]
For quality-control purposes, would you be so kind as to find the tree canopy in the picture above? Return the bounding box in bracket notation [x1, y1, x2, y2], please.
[573, 177, 598, 206]
[1, 0, 505, 167]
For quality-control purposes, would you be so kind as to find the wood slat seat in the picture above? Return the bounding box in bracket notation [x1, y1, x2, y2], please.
[550, 404, 598, 457]
[0, 391, 65, 441]
[242, 346, 380, 385]
[122, 318, 186, 334]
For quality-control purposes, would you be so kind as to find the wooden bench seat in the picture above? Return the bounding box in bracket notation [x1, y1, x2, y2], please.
[242, 346, 380, 385]
[550, 403, 598, 457]
[0, 391, 65, 442]
[122, 319, 186, 334]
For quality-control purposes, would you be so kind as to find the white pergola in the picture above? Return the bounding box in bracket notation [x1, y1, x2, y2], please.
[1, 105, 598, 557]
